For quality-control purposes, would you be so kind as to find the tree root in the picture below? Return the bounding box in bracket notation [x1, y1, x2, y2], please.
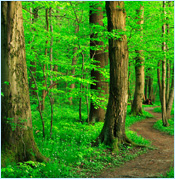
[124, 136, 156, 150]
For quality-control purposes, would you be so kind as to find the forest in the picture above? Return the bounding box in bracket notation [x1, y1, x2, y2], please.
[1, 1, 174, 178]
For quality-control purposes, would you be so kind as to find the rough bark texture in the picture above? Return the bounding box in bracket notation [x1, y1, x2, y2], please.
[89, 2, 106, 123]
[96, 1, 129, 151]
[1, 2, 46, 166]
[131, 5, 144, 115]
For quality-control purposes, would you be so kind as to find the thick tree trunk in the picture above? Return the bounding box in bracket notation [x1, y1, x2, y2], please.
[1, 1, 46, 166]
[89, 2, 106, 123]
[131, 5, 144, 115]
[96, 1, 129, 151]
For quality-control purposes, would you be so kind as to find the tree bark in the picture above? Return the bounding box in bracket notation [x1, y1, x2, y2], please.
[1, 1, 46, 166]
[157, 60, 162, 104]
[166, 72, 174, 119]
[131, 5, 144, 115]
[89, 2, 106, 123]
[145, 70, 149, 100]
[96, 1, 129, 151]
[161, 1, 169, 127]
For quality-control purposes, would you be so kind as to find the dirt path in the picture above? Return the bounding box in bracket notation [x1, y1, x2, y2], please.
[96, 107, 174, 178]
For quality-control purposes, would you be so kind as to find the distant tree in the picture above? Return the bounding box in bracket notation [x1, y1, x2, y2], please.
[89, 2, 106, 123]
[1, 1, 46, 166]
[95, 1, 130, 151]
[29, 7, 38, 97]
[131, 5, 144, 115]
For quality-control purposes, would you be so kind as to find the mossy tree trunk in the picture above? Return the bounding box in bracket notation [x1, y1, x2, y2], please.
[131, 5, 144, 115]
[1, 1, 46, 166]
[89, 2, 106, 123]
[96, 1, 129, 152]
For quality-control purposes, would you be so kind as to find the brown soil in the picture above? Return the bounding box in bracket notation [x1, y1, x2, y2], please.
[96, 107, 174, 178]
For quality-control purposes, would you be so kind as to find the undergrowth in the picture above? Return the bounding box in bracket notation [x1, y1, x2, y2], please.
[160, 167, 174, 178]
[1, 100, 152, 178]
[153, 118, 174, 136]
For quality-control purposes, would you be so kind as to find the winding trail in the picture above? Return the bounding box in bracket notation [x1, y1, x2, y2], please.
[96, 107, 174, 178]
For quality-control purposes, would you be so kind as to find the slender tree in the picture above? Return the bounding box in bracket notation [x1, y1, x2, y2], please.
[41, 8, 49, 110]
[1, 1, 46, 166]
[131, 5, 144, 115]
[161, 1, 169, 126]
[29, 7, 38, 96]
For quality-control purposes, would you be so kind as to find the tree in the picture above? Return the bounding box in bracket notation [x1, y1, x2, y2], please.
[131, 5, 144, 115]
[89, 2, 106, 123]
[95, 1, 129, 151]
[29, 7, 38, 97]
[1, 1, 46, 166]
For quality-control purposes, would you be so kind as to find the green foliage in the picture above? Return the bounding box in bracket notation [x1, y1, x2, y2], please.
[2, 104, 151, 178]
[1, 161, 46, 178]
[153, 118, 174, 135]
[160, 167, 174, 178]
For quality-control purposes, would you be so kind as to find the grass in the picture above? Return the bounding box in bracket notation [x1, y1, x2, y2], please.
[1, 100, 153, 178]
[160, 167, 174, 178]
[153, 118, 174, 135]
[153, 103, 174, 136]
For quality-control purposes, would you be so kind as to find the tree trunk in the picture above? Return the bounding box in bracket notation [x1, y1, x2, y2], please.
[157, 60, 162, 104]
[50, 7, 53, 97]
[1, 1, 46, 166]
[89, 2, 106, 123]
[96, 1, 129, 152]
[161, 1, 169, 127]
[29, 7, 38, 96]
[128, 62, 131, 101]
[166, 73, 174, 119]
[148, 75, 154, 101]
[68, 25, 79, 104]
[41, 9, 49, 110]
[145, 70, 149, 100]
[131, 5, 144, 115]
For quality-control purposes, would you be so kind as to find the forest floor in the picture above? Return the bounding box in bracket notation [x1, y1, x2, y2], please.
[96, 107, 174, 178]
